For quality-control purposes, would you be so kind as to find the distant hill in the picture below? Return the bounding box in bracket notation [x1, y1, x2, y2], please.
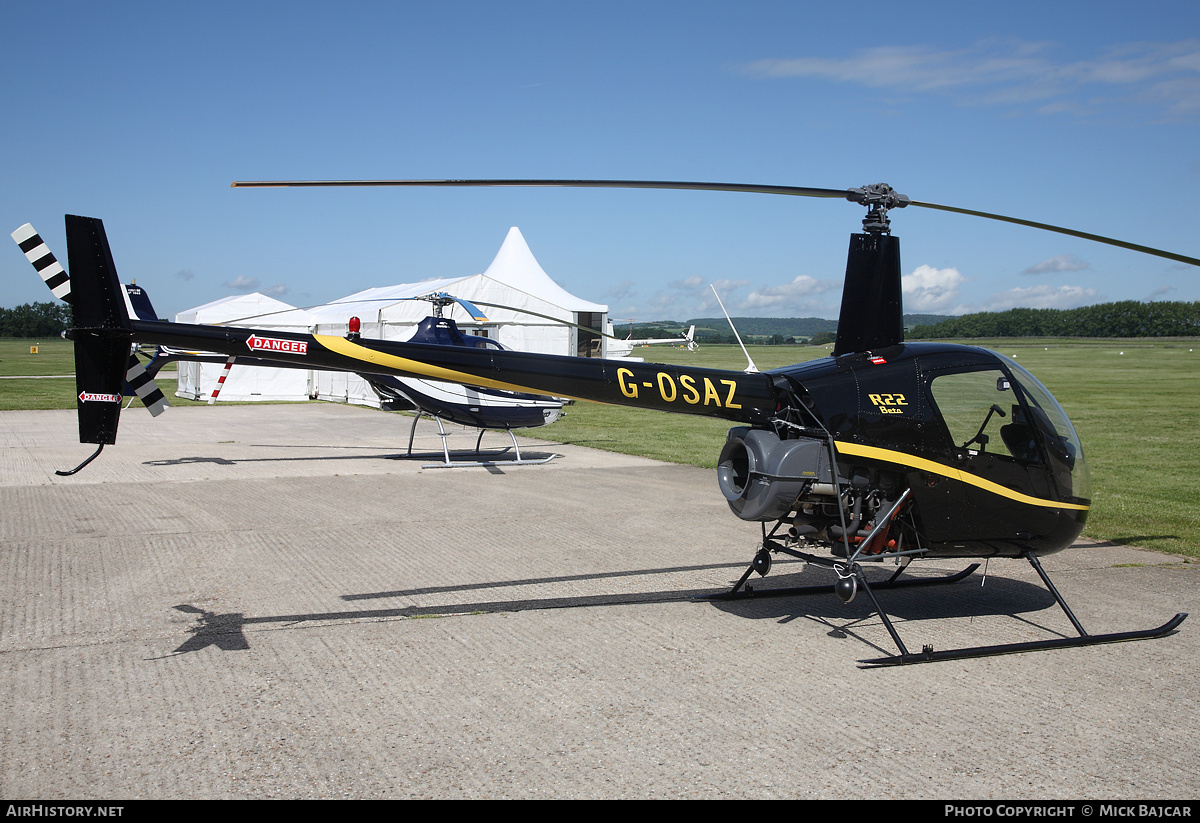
[629, 303, 1200, 342]
[628, 315, 951, 343]
[683, 317, 836, 340]
[903, 314, 954, 329]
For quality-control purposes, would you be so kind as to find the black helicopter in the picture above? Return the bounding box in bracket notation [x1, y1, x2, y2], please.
[12, 179, 1196, 664]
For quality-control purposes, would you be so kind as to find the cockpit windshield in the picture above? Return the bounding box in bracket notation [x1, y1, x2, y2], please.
[465, 335, 506, 351]
[996, 354, 1090, 503]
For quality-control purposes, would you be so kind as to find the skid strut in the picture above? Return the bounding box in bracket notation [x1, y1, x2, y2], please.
[859, 552, 1187, 667]
[404, 412, 557, 468]
[702, 534, 1186, 666]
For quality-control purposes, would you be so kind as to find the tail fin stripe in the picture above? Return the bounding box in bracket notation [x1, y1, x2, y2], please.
[11, 224, 71, 301]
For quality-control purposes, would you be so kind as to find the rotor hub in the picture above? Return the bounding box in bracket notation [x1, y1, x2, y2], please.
[846, 183, 910, 235]
[420, 291, 457, 318]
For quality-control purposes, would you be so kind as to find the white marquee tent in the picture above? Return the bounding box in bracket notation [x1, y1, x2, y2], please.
[172, 228, 610, 407]
[172, 293, 317, 402]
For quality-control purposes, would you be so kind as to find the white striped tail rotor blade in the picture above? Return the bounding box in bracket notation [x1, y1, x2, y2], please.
[126, 355, 169, 417]
[11, 224, 71, 302]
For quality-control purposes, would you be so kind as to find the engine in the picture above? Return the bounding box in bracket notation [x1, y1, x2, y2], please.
[717, 427, 833, 521]
[717, 426, 911, 556]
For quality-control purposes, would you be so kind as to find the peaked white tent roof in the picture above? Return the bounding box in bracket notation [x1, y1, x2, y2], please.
[480, 227, 607, 314]
[173, 228, 611, 405]
[304, 227, 606, 327]
[175, 292, 315, 329]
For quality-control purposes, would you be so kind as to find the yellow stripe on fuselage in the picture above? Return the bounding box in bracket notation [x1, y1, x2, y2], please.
[313, 334, 573, 399]
[835, 441, 1089, 511]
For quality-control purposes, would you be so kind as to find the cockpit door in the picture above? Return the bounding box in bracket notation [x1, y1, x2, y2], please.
[925, 364, 1062, 539]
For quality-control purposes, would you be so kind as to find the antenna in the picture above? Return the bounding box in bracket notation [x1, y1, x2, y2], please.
[710, 285, 757, 373]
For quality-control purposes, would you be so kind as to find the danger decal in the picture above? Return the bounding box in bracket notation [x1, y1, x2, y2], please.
[246, 335, 308, 355]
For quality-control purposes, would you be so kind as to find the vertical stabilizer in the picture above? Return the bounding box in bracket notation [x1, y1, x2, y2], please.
[832, 233, 904, 357]
[64, 215, 132, 445]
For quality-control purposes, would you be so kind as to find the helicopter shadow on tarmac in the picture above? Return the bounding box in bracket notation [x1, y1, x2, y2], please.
[162, 557, 1059, 659]
[701, 559, 1069, 659]
[141, 444, 561, 472]
[704, 559, 1059, 621]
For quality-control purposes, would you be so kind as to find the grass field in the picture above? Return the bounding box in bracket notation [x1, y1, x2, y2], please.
[0, 339, 239, 409]
[3, 336, 1198, 557]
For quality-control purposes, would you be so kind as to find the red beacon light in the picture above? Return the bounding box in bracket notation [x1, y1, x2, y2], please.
[347, 316, 361, 340]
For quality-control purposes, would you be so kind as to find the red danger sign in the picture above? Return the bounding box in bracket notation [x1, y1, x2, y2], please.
[79, 391, 121, 403]
[246, 335, 308, 355]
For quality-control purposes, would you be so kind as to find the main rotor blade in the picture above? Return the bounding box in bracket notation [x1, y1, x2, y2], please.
[230, 178, 852, 200]
[230, 178, 1199, 267]
[468, 300, 622, 340]
[908, 199, 1200, 268]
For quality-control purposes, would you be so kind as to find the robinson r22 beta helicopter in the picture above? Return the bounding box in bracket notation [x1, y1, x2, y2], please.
[12, 177, 1197, 664]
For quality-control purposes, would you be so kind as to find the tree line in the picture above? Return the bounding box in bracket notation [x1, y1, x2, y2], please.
[908, 301, 1200, 339]
[0, 302, 72, 338]
[6, 299, 1198, 341]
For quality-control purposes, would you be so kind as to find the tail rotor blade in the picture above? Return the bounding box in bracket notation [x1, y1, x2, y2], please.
[126, 354, 169, 417]
[11, 223, 72, 302]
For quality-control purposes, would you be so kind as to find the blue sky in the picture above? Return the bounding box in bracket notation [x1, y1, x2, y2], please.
[3, 1, 1198, 322]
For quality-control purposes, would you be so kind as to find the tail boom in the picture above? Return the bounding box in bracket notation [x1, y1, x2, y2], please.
[127, 318, 780, 424]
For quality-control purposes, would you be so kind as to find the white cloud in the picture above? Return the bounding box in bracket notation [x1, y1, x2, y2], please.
[743, 274, 839, 312]
[653, 276, 752, 317]
[223, 275, 259, 292]
[642, 291, 690, 319]
[902, 264, 969, 312]
[604, 279, 637, 301]
[668, 275, 707, 291]
[737, 39, 1200, 117]
[640, 276, 709, 319]
[1022, 254, 1089, 274]
[740, 43, 1053, 93]
[963, 284, 1101, 313]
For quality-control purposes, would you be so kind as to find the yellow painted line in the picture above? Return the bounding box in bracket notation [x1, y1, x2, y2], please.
[835, 441, 1089, 511]
[313, 334, 581, 399]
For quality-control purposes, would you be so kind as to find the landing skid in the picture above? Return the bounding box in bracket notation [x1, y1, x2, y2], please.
[404, 411, 558, 469]
[703, 536, 1187, 666]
